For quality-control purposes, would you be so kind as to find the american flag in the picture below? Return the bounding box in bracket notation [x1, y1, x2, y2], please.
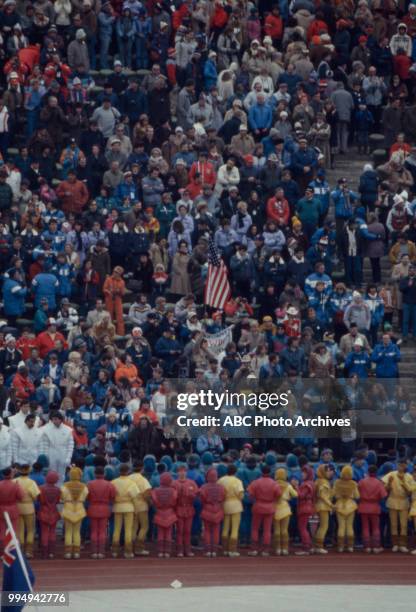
[204, 237, 231, 309]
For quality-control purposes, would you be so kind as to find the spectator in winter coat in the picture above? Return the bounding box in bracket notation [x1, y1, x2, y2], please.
[295, 186, 322, 238]
[31, 272, 59, 310]
[371, 333, 401, 379]
[344, 291, 371, 333]
[359, 164, 379, 210]
[345, 337, 371, 378]
[399, 264, 416, 340]
[2, 269, 27, 322]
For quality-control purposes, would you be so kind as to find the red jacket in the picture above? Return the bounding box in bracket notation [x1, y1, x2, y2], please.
[151, 473, 178, 528]
[189, 161, 216, 187]
[211, 5, 228, 29]
[172, 478, 198, 518]
[266, 197, 290, 225]
[16, 337, 37, 360]
[87, 477, 117, 519]
[358, 476, 387, 514]
[283, 318, 302, 338]
[297, 481, 315, 516]
[0, 479, 24, 521]
[38, 483, 61, 524]
[264, 14, 283, 39]
[36, 331, 67, 359]
[307, 20, 328, 41]
[200, 469, 225, 524]
[247, 476, 281, 514]
[12, 373, 35, 400]
[393, 54, 412, 80]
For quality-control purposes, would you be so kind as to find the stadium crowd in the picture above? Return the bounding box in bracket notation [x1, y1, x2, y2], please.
[0, 0, 415, 562]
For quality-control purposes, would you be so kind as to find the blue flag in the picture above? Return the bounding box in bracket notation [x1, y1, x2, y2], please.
[1, 526, 35, 612]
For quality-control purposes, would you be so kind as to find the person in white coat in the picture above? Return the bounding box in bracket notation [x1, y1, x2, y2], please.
[39, 411, 74, 484]
[0, 418, 11, 470]
[8, 403, 41, 430]
[214, 159, 240, 197]
[11, 414, 42, 466]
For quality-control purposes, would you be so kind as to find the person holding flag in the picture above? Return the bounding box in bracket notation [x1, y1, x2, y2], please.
[204, 236, 231, 311]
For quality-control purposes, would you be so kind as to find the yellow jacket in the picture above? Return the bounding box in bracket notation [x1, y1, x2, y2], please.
[112, 476, 140, 513]
[408, 479, 416, 517]
[383, 471, 414, 510]
[218, 475, 244, 514]
[14, 477, 40, 516]
[314, 478, 333, 512]
[129, 473, 151, 513]
[61, 481, 88, 523]
[333, 480, 359, 516]
[274, 482, 298, 520]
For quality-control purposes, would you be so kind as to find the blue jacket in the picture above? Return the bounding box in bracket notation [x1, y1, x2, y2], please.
[129, 231, 150, 255]
[91, 380, 108, 406]
[280, 346, 305, 374]
[308, 290, 330, 324]
[345, 351, 371, 378]
[35, 386, 61, 411]
[76, 404, 105, 439]
[115, 181, 139, 204]
[203, 59, 217, 91]
[371, 342, 400, 378]
[50, 262, 74, 298]
[31, 272, 59, 309]
[359, 170, 379, 208]
[304, 271, 332, 298]
[2, 278, 27, 316]
[41, 230, 66, 252]
[365, 295, 384, 327]
[291, 147, 318, 177]
[248, 103, 273, 130]
[98, 11, 115, 37]
[355, 109, 374, 131]
[155, 336, 182, 364]
[331, 188, 359, 220]
[328, 290, 352, 317]
[39, 363, 63, 385]
[230, 254, 256, 283]
[309, 178, 330, 215]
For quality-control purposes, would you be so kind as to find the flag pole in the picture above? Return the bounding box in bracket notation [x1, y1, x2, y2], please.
[3, 511, 34, 594]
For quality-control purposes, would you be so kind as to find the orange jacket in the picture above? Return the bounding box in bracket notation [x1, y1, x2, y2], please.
[56, 179, 89, 215]
[114, 363, 142, 386]
[103, 275, 126, 299]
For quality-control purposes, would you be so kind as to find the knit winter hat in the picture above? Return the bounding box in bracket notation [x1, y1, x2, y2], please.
[69, 467, 83, 481]
[46, 470, 59, 485]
